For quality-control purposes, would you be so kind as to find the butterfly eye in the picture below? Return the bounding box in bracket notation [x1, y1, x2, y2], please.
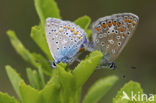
[51, 62, 56, 68]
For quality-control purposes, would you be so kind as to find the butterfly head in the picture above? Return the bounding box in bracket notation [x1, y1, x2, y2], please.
[51, 61, 57, 68]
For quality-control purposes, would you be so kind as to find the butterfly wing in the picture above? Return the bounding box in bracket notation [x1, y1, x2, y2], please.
[45, 18, 87, 64]
[91, 13, 139, 66]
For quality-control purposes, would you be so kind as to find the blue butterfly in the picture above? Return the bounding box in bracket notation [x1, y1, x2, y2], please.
[45, 18, 87, 68]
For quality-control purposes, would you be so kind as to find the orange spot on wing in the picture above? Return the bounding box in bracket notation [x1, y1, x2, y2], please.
[79, 48, 85, 52]
[124, 19, 128, 22]
[107, 23, 112, 27]
[123, 33, 126, 37]
[117, 23, 121, 27]
[128, 19, 132, 23]
[70, 28, 74, 32]
[132, 22, 136, 26]
[96, 27, 101, 31]
[101, 24, 106, 28]
[120, 27, 125, 32]
[74, 31, 79, 35]
[112, 22, 117, 26]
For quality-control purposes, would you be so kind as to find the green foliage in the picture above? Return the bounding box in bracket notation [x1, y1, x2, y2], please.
[34, 0, 61, 27]
[73, 51, 103, 89]
[74, 15, 91, 30]
[26, 68, 45, 90]
[30, 25, 52, 60]
[3, 0, 155, 103]
[0, 92, 19, 103]
[6, 30, 52, 75]
[19, 81, 43, 103]
[83, 75, 119, 103]
[5, 65, 24, 101]
[113, 81, 156, 103]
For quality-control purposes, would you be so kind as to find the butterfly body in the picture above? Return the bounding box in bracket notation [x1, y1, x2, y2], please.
[90, 13, 139, 69]
[45, 18, 87, 68]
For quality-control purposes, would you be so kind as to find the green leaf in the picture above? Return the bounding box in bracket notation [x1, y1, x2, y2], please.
[34, 0, 61, 27]
[19, 81, 43, 103]
[74, 15, 91, 30]
[83, 75, 118, 103]
[31, 25, 52, 60]
[113, 81, 144, 103]
[31, 53, 52, 75]
[57, 64, 75, 103]
[0, 92, 20, 103]
[26, 68, 36, 89]
[41, 73, 61, 103]
[85, 29, 92, 39]
[57, 64, 75, 90]
[75, 87, 82, 103]
[73, 51, 103, 89]
[5, 65, 24, 101]
[38, 67, 45, 88]
[26, 68, 41, 90]
[6, 30, 52, 75]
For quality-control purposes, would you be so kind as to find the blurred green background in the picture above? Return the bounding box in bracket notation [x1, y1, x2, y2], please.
[0, 0, 156, 103]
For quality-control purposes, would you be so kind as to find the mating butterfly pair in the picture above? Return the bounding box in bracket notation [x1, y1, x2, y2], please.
[45, 13, 139, 69]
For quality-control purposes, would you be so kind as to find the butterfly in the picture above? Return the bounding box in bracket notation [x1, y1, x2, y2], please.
[45, 13, 139, 69]
[45, 18, 87, 68]
[86, 13, 139, 69]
